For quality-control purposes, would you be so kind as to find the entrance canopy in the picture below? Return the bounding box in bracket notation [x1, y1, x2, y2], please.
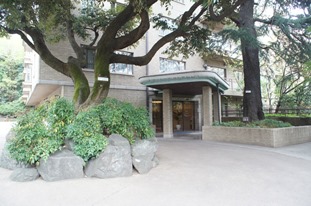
[139, 71, 229, 95]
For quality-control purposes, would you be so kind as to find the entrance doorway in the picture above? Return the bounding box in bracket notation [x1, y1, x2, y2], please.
[152, 100, 196, 133]
[152, 100, 163, 133]
[173, 101, 195, 131]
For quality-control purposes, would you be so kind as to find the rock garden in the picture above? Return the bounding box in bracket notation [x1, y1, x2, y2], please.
[0, 98, 158, 182]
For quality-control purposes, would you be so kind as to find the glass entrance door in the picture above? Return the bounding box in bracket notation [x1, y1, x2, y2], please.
[173, 101, 195, 131]
[152, 100, 163, 133]
[183, 101, 195, 130]
[152, 100, 195, 133]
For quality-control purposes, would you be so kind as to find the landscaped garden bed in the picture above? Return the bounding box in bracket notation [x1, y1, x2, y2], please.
[203, 120, 311, 147]
[0, 98, 158, 182]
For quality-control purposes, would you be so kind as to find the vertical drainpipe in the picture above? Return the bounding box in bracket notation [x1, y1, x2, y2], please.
[145, 31, 150, 111]
[216, 83, 221, 124]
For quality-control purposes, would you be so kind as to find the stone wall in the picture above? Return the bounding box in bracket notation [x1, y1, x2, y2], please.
[202, 126, 311, 147]
[1, 134, 158, 182]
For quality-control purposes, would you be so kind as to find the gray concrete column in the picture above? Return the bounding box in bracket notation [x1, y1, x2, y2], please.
[202, 86, 213, 126]
[163, 89, 173, 138]
[213, 91, 222, 123]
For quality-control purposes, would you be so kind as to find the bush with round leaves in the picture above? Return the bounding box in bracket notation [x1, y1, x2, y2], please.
[8, 98, 75, 165]
[8, 97, 153, 164]
[66, 107, 108, 162]
[97, 98, 155, 144]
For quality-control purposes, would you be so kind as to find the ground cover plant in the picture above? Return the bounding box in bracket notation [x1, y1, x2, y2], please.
[0, 99, 25, 117]
[213, 119, 292, 128]
[265, 113, 311, 118]
[7, 97, 154, 164]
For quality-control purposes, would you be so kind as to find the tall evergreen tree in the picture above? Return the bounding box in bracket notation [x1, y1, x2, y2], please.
[202, 0, 311, 121]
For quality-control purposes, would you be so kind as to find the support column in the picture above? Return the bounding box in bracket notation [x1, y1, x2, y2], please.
[163, 89, 173, 138]
[202, 86, 213, 126]
[213, 91, 222, 123]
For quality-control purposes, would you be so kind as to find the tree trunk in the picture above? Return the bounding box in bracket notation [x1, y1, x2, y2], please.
[239, 0, 264, 122]
[67, 61, 90, 107]
[275, 99, 282, 114]
[80, 46, 112, 109]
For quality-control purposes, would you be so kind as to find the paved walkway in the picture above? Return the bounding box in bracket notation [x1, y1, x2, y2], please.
[1, 122, 311, 206]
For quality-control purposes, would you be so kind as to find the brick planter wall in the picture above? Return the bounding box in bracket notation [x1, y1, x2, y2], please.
[202, 126, 311, 147]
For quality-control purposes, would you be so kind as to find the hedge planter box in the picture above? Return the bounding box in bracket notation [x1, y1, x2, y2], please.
[202, 126, 311, 148]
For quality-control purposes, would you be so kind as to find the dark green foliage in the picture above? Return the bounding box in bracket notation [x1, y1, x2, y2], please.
[8, 97, 154, 164]
[7, 98, 74, 165]
[0, 99, 25, 117]
[46, 98, 75, 138]
[213, 119, 292, 128]
[98, 98, 155, 144]
[8, 106, 57, 165]
[0, 54, 23, 103]
[66, 107, 108, 162]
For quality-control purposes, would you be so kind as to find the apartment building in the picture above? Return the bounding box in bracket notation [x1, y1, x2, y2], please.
[22, 0, 243, 137]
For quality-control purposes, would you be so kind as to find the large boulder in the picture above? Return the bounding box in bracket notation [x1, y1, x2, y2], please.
[131, 138, 158, 174]
[85, 134, 132, 178]
[10, 168, 39, 182]
[37, 149, 84, 181]
[0, 143, 30, 170]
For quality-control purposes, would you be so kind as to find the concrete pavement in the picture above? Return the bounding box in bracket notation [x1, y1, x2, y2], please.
[1, 122, 311, 206]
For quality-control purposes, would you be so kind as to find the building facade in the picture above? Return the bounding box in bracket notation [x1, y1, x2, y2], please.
[22, 0, 243, 137]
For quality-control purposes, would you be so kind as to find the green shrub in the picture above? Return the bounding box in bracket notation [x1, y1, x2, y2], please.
[7, 97, 154, 164]
[8, 107, 58, 165]
[97, 98, 155, 144]
[254, 119, 292, 128]
[0, 99, 25, 117]
[66, 107, 108, 161]
[46, 97, 75, 138]
[213, 119, 292, 128]
[7, 98, 75, 165]
[266, 113, 311, 118]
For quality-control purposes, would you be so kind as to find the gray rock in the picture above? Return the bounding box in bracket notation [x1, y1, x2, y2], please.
[85, 134, 132, 178]
[37, 149, 84, 181]
[152, 155, 160, 168]
[64, 139, 75, 151]
[10, 168, 39, 182]
[131, 138, 158, 174]
[131, 138, 158, 156]
[109, 134, 130, 146]
[0, 143, 30, 170]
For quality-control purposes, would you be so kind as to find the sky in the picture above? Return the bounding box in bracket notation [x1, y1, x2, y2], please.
[0, 35, 24, 60]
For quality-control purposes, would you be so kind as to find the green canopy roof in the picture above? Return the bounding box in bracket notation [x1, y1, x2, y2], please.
[139, 71, 229, 95]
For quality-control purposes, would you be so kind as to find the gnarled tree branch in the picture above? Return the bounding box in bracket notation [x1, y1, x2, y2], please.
[114, 10, 150, 50]
[111, 0, 207, 65]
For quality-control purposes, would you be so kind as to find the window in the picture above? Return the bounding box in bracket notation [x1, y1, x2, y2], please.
[85, 48, 95, 69]
[110, 51, 133, 75]
[81, 0, 95, 9]
[83, 48, 133, 75]
[205, 66, 226, 79]
[160, 58, 185, 73]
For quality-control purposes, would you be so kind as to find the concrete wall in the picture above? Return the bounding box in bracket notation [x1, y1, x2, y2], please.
[202, 126, 311, 147]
